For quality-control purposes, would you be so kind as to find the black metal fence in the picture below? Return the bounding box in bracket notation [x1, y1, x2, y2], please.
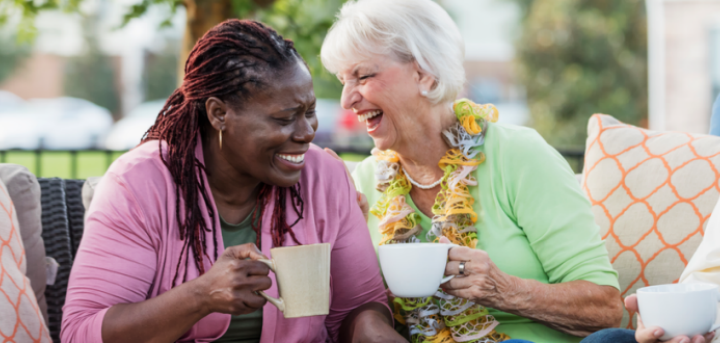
[0, 147, 587, 179]
[556, 148, 586, 174]
[0, 149, 121, 179]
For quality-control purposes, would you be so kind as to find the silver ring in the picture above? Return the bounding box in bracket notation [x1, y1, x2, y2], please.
[459, 261, 466, 275]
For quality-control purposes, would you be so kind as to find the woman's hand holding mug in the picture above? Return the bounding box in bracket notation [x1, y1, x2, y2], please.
[626, 294, 715, 343]
[438, 237, 517, 309]
[194, 243, 272, 315]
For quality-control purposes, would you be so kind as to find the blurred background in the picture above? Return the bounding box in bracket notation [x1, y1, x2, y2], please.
[0, 0, 718, 178]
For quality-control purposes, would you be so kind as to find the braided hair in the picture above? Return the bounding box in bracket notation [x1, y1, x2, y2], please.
[142, 19, 304, 286]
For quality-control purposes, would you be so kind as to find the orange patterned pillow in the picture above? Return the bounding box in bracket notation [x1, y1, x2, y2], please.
[0, 179, 51, 342]
[582, 114, 720, 328]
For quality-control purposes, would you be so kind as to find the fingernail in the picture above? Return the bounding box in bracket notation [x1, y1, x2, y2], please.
[679, 339, 689, 343]
[654, 330, 662, 338]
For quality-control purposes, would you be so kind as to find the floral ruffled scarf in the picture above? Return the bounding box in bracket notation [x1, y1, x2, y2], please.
[371, 99, 510, 343]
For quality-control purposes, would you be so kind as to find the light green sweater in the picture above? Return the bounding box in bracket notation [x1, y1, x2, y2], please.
[352, 123, 619, 343]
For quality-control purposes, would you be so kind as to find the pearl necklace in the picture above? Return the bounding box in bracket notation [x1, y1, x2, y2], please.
[401, 166, 443, 189]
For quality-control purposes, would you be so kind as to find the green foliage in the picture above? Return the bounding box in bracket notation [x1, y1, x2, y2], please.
[63, 18, 121, 117]
[117, 0, 349, 98]
[145, 46, 179, 101]
[119, 0, 183, 28]
[510, 0, 647, 147]
[254, 0, 347, 99]
[5, 0, 348, 100]
[64, 52, 121, 117]
[0, 35, 30, 83]
[0, 0, 82, 41]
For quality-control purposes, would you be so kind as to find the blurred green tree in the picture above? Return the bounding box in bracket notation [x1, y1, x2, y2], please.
[509, 0, 647, 148]
[0, 35, 30, 83]
[1, 0, 346, 98]
[64, 17, 121, 117]
[257, 0, 346, 98]
[145, 44, 180, 101]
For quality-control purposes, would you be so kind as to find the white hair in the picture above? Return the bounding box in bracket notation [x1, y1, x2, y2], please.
[320, 0, 466, 104]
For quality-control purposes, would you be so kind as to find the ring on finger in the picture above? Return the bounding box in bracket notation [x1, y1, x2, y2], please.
[459, 261, 467, 275]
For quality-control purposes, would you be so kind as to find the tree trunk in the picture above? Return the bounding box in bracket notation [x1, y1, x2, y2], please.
[178, 0, 276, 84]
[179, 0, 233, 84]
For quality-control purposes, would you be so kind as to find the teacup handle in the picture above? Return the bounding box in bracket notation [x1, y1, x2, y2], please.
[710, 289, 720, 332]
[440, 243, 460, 284]
[256, 259, 285, 312]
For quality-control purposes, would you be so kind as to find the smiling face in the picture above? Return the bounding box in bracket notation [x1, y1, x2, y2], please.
[214, 59, 317, 188]
[336, 54, 436, 152]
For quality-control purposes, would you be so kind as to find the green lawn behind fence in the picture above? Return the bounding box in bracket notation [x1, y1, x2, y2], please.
[1, 151, 126, 179]
[0, 150, 586, 179]
[0, 151, 370, 179]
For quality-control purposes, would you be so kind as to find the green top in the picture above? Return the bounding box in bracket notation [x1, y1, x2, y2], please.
[352, 123, 619, 343]
[213, 212, 262, 343]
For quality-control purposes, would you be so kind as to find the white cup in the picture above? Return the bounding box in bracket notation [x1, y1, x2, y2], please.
[637, 283, 720, 341]
[378, 243, 456, 298]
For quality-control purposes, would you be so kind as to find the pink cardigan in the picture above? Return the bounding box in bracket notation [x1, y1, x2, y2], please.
[61, 139, 388, 343]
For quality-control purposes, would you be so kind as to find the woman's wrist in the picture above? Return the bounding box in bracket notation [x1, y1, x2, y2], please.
[491, 273, 533, 313]
[184, 275, 215, 317]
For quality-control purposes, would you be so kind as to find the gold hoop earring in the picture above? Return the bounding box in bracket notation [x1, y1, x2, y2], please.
[219, 129, 222, 150]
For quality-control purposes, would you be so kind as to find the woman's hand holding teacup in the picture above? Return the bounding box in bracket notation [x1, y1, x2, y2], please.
[194, 243, 272, 316]
[625, 294, 715, 343]
[439, 237, 518, 309]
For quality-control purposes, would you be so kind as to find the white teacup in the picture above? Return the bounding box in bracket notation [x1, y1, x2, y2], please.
[638, 283, 720, 341]
[257, 243, 331, 318]
[378, 243, 455, 298]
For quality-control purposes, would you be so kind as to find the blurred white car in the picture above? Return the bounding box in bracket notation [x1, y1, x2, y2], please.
[312, 99, 342, 147]
[103, 99, 165, 150]
[0, 96, 113, 150]
[33, 97, 114, 150]
[313, 99, 372, 151]
[0, 90, 24, 115]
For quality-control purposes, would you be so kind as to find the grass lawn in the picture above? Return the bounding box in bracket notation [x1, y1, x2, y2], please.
[0, 150, 369, 180]
[1, 151, 127, 179]
[0, 150, 583, 179]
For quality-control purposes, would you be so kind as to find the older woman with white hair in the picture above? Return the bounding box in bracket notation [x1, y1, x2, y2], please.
[320, 1, 623, 343]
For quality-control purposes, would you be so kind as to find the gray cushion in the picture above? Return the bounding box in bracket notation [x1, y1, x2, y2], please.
[0, 164, 48, 324]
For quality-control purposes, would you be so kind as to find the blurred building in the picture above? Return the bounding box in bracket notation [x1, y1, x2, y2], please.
[648, 0, 720, 134]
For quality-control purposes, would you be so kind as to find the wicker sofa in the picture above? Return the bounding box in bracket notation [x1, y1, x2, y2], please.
[0, 164, 87, 343]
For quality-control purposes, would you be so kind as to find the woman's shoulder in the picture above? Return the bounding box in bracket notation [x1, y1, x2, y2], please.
[301, 144, 355, 192]
[102, 141, 173, 194]
[486, 122, 549, 150]
[484, 122, 563, 164]
[303, 144, 346, 176]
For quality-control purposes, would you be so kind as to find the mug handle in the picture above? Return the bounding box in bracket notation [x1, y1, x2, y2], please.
[257, 259, 285, 312]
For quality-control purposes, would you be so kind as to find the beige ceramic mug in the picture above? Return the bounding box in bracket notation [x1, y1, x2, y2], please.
[257, 243, 331, 318]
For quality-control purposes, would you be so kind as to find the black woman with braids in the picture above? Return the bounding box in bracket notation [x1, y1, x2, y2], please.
[61, 19, 405, 343]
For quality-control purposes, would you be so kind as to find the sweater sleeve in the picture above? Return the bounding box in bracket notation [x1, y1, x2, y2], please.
[679, 196, 720, 285]
[325, 158, 390, 341]
[500, 128, 620, 288]
[60, 172, 158, 343]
